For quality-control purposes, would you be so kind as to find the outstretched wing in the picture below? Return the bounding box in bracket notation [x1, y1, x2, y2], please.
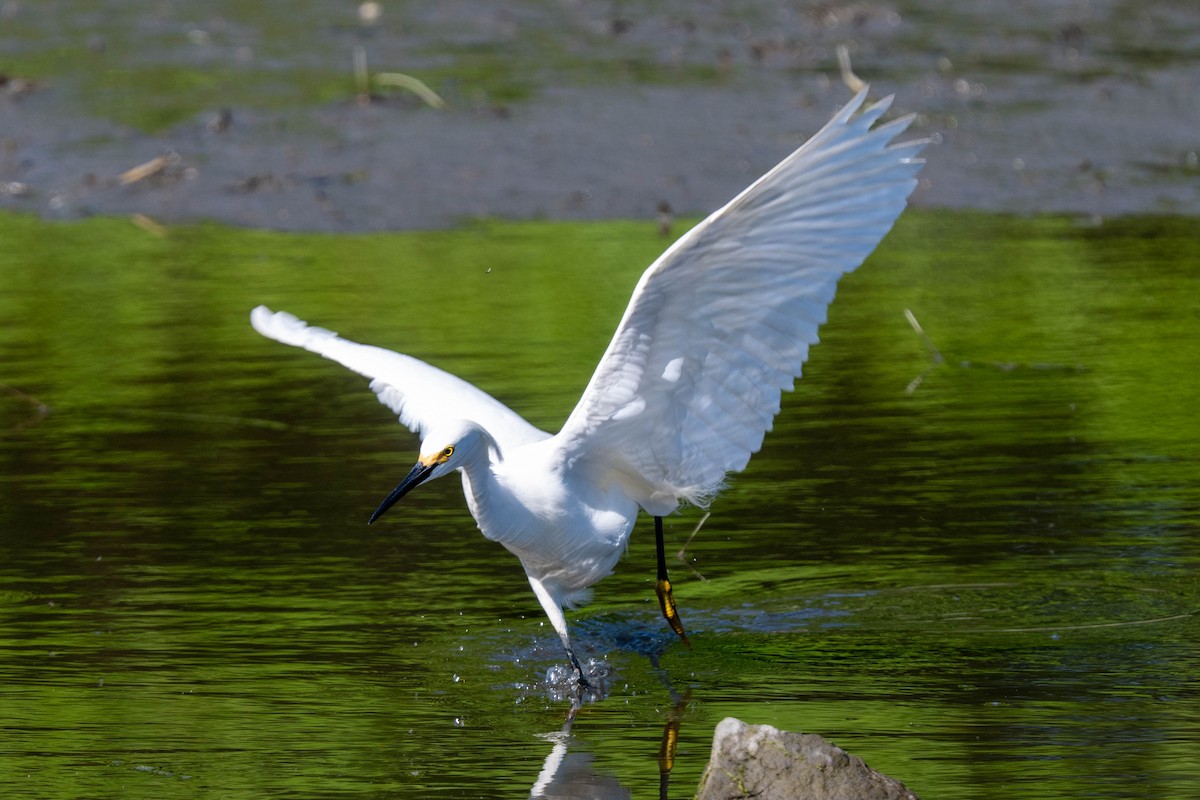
[555, 89, 926, 512]
[250, 307, 549, 449]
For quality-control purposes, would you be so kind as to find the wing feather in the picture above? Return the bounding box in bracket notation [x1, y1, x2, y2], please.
[555, 89, 926, 512]
[250, 306, 549, 449]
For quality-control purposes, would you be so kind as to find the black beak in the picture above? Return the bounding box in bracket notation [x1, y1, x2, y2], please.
[368, 461, 435, 524]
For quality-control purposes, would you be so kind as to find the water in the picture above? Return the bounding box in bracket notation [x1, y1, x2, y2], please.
[1, 211, 1198, 798]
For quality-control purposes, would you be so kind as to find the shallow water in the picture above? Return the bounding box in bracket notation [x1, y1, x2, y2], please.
[1, 211, 1198, 798]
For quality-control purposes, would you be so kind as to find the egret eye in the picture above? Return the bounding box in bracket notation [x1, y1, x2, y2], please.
[441, 445, 455, 461]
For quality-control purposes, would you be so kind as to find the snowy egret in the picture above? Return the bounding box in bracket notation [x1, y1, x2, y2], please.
[251, 89, 925, 688]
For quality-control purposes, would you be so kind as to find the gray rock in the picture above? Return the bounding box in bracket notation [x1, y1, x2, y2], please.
[696, 718, 918, 800]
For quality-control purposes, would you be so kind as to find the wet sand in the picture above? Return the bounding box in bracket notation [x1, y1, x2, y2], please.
[1, 1, 1197, 231]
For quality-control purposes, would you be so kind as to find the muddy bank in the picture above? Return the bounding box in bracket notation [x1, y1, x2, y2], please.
[1, 1, 1197, 231]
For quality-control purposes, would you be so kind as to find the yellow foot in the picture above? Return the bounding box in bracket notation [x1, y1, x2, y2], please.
[656, 578, 691, 648]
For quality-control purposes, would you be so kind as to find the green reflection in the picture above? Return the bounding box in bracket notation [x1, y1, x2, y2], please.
[1, 210, 1198, 798]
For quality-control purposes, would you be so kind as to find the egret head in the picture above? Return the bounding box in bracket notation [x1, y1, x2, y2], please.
[367, 420, 487, 524]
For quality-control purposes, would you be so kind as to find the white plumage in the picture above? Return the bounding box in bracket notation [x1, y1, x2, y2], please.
[251, 88, 925, 689]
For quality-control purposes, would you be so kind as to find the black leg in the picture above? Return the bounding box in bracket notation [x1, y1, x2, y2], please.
[654, 516, 691, 648]
[565, 643, 591, 691]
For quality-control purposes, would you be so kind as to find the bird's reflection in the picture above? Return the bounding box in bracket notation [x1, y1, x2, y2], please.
[529, 711, 629, 799]
[529, 683, 692, 800]
[657, 689, 689, 794]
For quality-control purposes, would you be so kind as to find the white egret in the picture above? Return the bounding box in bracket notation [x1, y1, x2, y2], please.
[251, 88, 925, 689]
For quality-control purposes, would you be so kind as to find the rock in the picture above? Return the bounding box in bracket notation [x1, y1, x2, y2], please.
[695, 718, 918, 800]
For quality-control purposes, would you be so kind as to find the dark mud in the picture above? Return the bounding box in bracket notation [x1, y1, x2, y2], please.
[1, 0, 1197, 231]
